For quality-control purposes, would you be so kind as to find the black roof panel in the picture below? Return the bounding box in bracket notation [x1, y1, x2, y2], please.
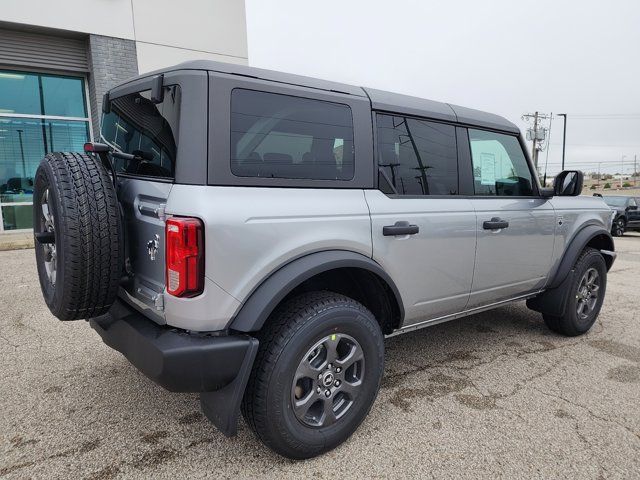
[123, 60, 520, 134]
[363, 87, 457, 123]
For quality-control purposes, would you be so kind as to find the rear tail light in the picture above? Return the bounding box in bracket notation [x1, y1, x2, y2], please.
[166, 217, 204, 297]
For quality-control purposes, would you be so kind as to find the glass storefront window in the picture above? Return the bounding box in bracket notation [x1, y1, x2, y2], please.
[0, 70, 90, 231]
[1, 205, 32, 231]
[0, 71, 41, 115]
[42, 76, 87, 117]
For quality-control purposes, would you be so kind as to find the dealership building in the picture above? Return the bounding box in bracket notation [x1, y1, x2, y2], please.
[0, 0, 248, 235]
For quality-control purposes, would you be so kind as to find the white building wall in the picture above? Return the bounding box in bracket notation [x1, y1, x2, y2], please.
[1, 0, 248, 71]
[1, 0, 136, 39]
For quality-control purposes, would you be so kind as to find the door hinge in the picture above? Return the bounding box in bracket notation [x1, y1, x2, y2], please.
[154, 293, 165, 310]
[157, 204, 166, 221]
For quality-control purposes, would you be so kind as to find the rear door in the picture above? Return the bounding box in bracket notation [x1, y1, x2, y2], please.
[100, 74, 195, 320]
[366, 114, 477, 326]
[463, 128, 556, 307]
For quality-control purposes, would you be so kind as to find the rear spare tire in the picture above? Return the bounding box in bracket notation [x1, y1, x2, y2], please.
[33, 152, 123, 320]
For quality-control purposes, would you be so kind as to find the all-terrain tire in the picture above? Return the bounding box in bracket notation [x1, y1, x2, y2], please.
[33, 152, 123, 320]
[241, 291, 384, 459]
[543, 247, 607, 336]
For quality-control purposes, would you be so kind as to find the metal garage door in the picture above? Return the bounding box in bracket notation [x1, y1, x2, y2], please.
[0, 28, 88, 72]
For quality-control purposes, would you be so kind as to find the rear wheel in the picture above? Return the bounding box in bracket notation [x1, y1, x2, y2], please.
[33, 152, 123, 320]
[543, 248, 607, 336]
[241, 291, 384, 459]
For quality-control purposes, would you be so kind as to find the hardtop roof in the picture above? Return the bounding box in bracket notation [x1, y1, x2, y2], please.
[120, 60, 520, 134]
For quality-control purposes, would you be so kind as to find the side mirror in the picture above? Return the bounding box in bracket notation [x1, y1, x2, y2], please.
[150, 74, 164, 104]
[102, 92, 110, 114]
[554, 170, 584, 196]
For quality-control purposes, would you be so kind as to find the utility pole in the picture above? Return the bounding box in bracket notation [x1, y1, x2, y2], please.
[557, 113, 567, 170]
[635, 154, 637, 187]
[621, 155, 626, 188]
[17, 129, 26, 178]
[531, 111, 539, 169]
[598, 162, 603, 186]
[522, 112, 550, 172]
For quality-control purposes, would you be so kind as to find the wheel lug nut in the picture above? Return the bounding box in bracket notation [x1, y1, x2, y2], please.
[316, 387, 321, 394]
[334, 380, 341, 387]
[336, 367, 341, 373]
[327, 363, 333, 370]
[324, 389, 331, 397]
[318, 373, 323, 379]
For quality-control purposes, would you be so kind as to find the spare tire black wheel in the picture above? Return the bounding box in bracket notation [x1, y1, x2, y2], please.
[33, 152, 124, 320]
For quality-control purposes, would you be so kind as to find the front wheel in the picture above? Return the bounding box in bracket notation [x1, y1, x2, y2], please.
[612, 218, 625, 237]
[543, 248, 607, 336]
[241, 292, 384, 459]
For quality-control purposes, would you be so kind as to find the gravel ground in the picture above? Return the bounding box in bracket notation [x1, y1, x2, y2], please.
[1, 235, 639, 479]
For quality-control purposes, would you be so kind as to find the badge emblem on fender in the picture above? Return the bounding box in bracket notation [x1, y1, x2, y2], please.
[147, 234, 160, 261]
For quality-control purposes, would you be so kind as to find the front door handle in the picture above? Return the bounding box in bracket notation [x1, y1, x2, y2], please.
[483, 217, 509, 230]
[383, 221, 419, 236]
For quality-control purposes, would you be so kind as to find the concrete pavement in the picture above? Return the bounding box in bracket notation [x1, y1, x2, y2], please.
[1, 235, 639, 479]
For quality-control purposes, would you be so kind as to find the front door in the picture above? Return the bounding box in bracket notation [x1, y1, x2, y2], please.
[465, 128, 556, 308]
[367, 114, 477, 326]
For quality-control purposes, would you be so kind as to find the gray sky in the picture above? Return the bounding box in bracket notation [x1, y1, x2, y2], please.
[245, 0, 640, 176]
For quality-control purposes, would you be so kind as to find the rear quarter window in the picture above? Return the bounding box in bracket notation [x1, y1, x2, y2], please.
[100, 85, 181, 179]
[230, 89, 354, 181]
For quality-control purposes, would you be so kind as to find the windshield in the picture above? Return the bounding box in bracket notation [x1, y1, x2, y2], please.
[602, 196, 628, 208]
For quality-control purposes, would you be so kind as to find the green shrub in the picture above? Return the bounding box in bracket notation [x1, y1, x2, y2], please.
[604, 183, 611, 189]
[590, 184, 597, 189]
[623, 182, 632, 187]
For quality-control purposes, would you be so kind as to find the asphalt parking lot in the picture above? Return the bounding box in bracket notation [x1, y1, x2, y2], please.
[1, 235, 639, 479]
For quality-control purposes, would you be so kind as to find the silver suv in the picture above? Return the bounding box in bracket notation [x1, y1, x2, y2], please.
[33, 61, 616, 459]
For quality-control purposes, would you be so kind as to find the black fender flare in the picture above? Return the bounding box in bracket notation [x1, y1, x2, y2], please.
[547, 224, 615, 289]
[527, 224, 615, 317]
[228, 250, 404, 332]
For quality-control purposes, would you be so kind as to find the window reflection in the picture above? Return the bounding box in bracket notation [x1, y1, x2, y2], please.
[0, 118, 88, 204]
[100, 86, 180, 179]
[0, 69, 90, 230]
[377, 114, 458, 195]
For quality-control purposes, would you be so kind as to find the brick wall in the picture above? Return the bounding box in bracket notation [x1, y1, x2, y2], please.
[86, 35, 138, 139]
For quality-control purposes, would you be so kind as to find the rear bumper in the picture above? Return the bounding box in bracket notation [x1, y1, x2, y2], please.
[90, 298, 257, 393]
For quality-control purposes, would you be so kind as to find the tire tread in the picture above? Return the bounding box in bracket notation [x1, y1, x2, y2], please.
[35, 152, 123, 320]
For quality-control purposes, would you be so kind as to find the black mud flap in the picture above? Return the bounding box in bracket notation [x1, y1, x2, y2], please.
[200, 336, 259, 437]
[527, 270, 575, 317]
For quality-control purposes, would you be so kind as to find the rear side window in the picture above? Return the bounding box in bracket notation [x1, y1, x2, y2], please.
[468, 129, 534, 196]
[376, 114, 458, 195]
[230, 89, 354, 180]
[100, 85, 181, 179]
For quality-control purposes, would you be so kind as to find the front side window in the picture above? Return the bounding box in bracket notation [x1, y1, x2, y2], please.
[469, 129, 534, 196]
[101, 86, 180, 179]
[377, 114, 458, 195]
[230, 89, 354, 180]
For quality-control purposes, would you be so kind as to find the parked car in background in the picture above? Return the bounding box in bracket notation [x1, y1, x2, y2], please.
[600, 195, 640, 236]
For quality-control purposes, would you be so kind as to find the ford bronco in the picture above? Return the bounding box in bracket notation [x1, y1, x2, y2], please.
[33, 61, 616, 459]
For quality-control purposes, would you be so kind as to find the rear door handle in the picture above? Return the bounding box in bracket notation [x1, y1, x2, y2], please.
[383, 221, 419, 236]
[483, 217, 509, 230]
